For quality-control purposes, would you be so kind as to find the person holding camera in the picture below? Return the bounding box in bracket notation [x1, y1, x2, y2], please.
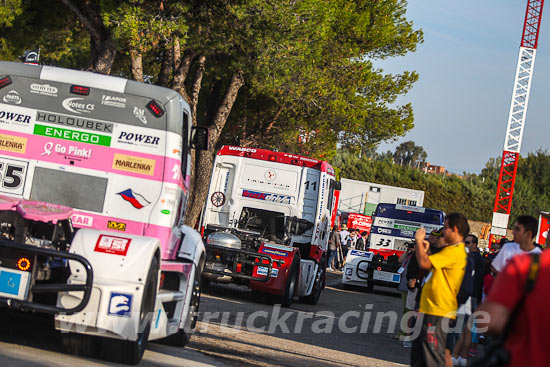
[396, 241, 415, 343]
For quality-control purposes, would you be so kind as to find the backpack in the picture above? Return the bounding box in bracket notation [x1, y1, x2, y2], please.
[457, 251, 475, 305]
[345, 236, 353, 248]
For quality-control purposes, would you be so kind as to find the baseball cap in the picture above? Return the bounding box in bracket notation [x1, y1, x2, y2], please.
[430, 228, 443, 237]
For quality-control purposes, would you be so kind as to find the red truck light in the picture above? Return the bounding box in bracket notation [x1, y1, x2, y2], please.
[0, 76, 12, 89]
[236, 263, 242, 273]
[146, 100, 165, 117]
[70, 85, 90, 95]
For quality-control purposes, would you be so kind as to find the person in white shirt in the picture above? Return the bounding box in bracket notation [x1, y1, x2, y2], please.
[491, 215, 542, 275]
[339, 225, 350, 245]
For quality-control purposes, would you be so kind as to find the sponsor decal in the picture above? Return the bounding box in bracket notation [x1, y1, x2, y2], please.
[228, 146, 256, 153]
[36, 111, 113, 133]
[392, 274, 401, 283]
[257, 266, 279, 278]
[263, 243, 294, 251]
[62, 97, 95, 114]
[377, 227, 392, 234]
[2, 90, 21, 104]
[160, 209, 170, 215]
[349, 250, 373, 259]
[347, 213, 372, 233]
[345, 268, 353, 276]
[107, 220, 127, 231]
[101, 95, 126, 108]
[0, 110, 31, 125]
[0, 270, 21, 296]
[242, 189, 292, 204]
[395, 204, 425, 213]
[108, 292, 133, 317]
[261, 248, 289, 257]
[94, 234, 131, 256]
[374, 218, 394, 226]
[41, 142, 92, 159]
[133, 107, 147, 124]
[71, 214, 94, 227]
[117, 131, 160, 147]
[0, 134, 26, 154]
[34, 124, 111, 146]
[117, 189, 151, 209]
[112, 153, 155, 176]
[30, 83, 58, 97]
[265, 170, 276, 181]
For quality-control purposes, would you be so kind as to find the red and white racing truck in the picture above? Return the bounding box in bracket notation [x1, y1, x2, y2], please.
[200, 146, 340, 306]
[0, 61, 208, 364]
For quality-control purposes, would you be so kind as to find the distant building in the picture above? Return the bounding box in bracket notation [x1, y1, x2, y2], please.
[421, 162, 446, 175]
[339, 178, 425, 216]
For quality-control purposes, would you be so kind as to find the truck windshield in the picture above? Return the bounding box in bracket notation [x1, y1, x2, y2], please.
[237, 207, 285, 241]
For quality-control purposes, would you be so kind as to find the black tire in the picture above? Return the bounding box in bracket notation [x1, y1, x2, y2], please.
[62, 332, 98, 358]
[164, 267, 202, 347]
[301, 256, 326, 305]
[100, 256, 159, 365]
[279, 255, 299, 307]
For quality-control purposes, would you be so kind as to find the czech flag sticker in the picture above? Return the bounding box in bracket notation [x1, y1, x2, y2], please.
[117, 189, 151, 209]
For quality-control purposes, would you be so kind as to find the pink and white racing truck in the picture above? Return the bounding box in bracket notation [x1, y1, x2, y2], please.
[0, 61, 208, 364]
[200, 146, 340, 306]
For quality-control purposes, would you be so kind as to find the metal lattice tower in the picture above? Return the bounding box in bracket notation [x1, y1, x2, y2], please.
[490, 0, 545, 239]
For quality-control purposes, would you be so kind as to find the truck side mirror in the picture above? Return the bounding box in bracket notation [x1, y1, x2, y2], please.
[191, 126, 208, 150]
[331, 181, 342, 190]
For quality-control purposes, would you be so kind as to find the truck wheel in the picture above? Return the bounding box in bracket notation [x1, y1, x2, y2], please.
[279, 255, 299, 307]
[164, 267, 201, 347]
[100, 256, 159, 365]
[62, 332, 98, 357]
[301, 256, 326, 305]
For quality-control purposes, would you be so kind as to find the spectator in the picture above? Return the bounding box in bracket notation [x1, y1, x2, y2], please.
[492, 215, 542, 275]
[450, 234, 484, 366]
[476, 250, 550, 367]
[339, 224, 350, 245]
[410, 213, 469, 367]
[355, 231, 368, 251]
[341, 228, 356, 263]
[327, 226, 341, 271]
[396, 241, 415, 341]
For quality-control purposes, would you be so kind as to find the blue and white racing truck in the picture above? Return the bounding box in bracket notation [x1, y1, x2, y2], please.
[342, 203, 444, 291]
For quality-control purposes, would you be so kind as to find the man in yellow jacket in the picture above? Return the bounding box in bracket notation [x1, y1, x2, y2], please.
[410, 213, 468, 367]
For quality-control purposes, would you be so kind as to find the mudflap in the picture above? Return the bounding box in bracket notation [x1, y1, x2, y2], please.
[248, 243, 299, 296]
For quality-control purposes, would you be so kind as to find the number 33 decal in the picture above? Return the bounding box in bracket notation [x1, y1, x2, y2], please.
[376, 238, 392, 247]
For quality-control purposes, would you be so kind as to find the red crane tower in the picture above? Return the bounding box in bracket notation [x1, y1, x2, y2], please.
[490, 0, 545, 243]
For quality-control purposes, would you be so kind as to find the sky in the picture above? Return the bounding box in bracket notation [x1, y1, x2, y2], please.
[376, 0, 550, 174]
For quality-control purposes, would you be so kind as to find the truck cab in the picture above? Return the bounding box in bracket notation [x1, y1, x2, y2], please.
[200, 146, 340, 306]
[0, 61, 207, 364]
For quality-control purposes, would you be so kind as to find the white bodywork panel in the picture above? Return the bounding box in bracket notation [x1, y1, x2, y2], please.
[55, 229, 160, 340]
[341, 250, 373, 288]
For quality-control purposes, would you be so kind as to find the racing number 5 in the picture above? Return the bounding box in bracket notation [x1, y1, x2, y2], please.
[1, 164, 24, 188]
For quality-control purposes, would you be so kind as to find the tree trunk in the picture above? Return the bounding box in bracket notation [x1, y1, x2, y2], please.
[157, 43, 173, 87]
[171, 51, 197, 103]
[60, 0, 117, 74]
[186, 55, 206, 217]
[130, 49, 144, 82]
[184, 72, 245, 227]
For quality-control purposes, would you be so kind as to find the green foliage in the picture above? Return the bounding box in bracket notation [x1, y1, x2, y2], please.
[332, 149, 550, 225]
[393, 140, 427, 166]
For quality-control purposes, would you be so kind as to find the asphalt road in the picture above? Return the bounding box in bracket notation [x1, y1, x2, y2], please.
[0, 271, 409, 366]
